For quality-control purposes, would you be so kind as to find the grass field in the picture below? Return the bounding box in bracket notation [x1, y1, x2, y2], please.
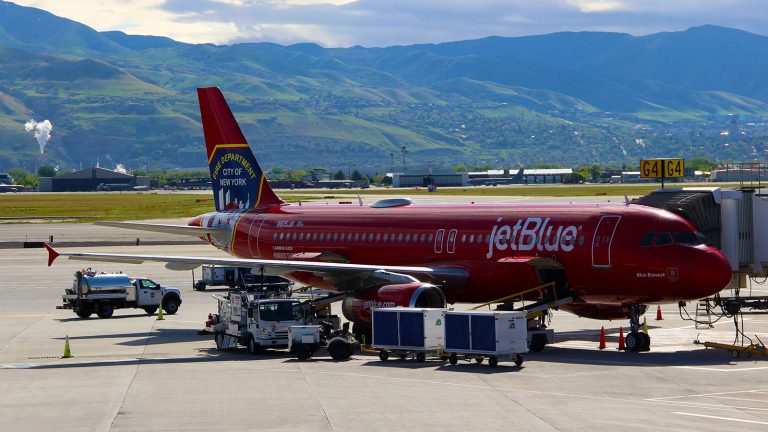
[0, 183, 732, 222]
[0, 193, 307, 222]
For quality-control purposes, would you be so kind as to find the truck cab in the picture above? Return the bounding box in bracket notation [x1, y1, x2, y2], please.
[132, 278, 182, 314]
[246, 299, 305, 347]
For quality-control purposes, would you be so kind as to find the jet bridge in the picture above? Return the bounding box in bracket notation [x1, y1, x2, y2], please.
[635, 184, 768, 349]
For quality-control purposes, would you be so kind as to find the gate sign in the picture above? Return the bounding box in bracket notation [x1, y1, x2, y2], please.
[640, 158, 684, 179]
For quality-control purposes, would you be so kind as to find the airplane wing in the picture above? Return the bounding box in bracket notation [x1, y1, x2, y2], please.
[44, 244, 468, 287]
[94, 221, 223, 237]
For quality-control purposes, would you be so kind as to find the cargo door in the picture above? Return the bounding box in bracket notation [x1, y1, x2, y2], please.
[373, 310, 399, 346]
[444, 314, 470, 351]
[470, 315, 496, 351]
[399, 312, 424, 348]
[592, 215, 621, 268]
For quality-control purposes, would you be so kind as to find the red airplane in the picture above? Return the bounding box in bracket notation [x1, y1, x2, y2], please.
[46, 87, 733, 352]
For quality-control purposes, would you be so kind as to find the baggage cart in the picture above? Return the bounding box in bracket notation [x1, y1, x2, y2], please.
[372, 307, 445, 362]
[444, 310, 527, 367]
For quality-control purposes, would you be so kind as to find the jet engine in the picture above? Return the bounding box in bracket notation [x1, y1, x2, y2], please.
[341, 282, 446, 326]
[561, 303, 648, 320]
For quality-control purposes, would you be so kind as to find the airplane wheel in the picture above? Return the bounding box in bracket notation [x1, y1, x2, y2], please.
[379, 350, 389, 361]
[625, 332, 640, 352]
[449, 353, 458, 365]
[638, 333, 651, 351]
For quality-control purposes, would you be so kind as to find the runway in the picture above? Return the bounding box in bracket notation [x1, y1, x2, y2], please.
[1, 216, 767, 431]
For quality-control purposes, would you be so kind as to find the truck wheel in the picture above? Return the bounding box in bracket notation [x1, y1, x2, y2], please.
[379, 350, 389, 361]
[76, 309, 92, 319]
[162, 297, 180, 315]
[294, 344, 313, 360]
[247, 336, 261, 355]
[96, 303, 114, 319]
[328, 339, 353, 361]
[194, 282, 206, 291]
[143, 306, 158, 315]
[215, 333, 226, 350]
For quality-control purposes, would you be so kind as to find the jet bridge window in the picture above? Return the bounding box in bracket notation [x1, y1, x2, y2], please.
[654, 232, 673, 247]
[672, 232, 702, 246]
[640, 232, 655, 247]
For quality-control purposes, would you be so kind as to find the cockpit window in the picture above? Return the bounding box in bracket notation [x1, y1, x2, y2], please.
[640, 232, 655, 247]
[655, 232, 673, 246]
[672, 231, 702, 246]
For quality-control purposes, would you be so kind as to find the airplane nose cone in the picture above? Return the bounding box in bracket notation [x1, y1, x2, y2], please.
[693, 248, 733, 298]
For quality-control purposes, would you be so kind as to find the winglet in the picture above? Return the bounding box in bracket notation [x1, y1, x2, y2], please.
[44, 243, 60, 266]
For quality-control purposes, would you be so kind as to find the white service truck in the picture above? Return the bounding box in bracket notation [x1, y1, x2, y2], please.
[59, 269, 182, 319]
[205, 291, 355, 360]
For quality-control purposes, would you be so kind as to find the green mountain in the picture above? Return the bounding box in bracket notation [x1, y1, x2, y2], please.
[0, 0, 766, 172]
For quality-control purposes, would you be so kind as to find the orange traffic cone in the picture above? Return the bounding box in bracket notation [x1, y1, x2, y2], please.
[656, 305, 663, 321]
[617, 327, 625, 351]
[598, 326, 606, 350]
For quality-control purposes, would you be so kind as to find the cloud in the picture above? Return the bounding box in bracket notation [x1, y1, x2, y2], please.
[12, 0, 768, 47]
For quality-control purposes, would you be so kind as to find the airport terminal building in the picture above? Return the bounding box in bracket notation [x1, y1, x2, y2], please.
[39, 167, 150, 192]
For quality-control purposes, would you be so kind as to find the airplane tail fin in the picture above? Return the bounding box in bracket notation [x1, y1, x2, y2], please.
[197, 87, 284, 211]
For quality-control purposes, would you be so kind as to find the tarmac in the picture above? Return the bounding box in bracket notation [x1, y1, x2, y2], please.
[2, 207, 768, 431]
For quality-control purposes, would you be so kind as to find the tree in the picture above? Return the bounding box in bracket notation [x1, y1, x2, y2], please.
[333, 170, 346, 180]
[688, 157, 717, 172]
[7, 167, 30, 183]
[350, 170, 363, 181]
[380, 176, 392, 185]
[588, 164, 601, 181]
[37, 166, 56, 178]
[563, 172, 586, 184]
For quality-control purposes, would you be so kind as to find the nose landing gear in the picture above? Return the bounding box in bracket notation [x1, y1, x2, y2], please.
[625, 304, 651, 352]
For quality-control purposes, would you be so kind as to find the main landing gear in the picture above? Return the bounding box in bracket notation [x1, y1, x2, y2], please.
[624, 304, 650, 352]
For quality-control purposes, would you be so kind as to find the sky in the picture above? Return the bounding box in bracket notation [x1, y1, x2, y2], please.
[12, 0, 768, 47]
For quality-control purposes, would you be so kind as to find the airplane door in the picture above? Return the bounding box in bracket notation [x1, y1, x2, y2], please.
[592, 215, 621, 268]
[434, 229, 445, 254]
[446, 229, 457, 254]
[247, 215, 267, 258]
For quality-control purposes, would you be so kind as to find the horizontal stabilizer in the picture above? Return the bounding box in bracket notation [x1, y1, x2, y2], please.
[95, 221, 223, 237]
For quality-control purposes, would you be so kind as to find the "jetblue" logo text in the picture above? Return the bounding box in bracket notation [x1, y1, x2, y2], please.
[486, 217, 578, 258]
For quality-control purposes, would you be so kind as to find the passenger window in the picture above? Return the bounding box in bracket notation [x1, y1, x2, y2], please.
[469, 234, 475, 243]
[420, 233, 425, 242]
[461, 234, 466, 243]
[299, 233, 304, 241]
[428, 234, 434, 242]
[312, 233, 317, 241]
[640, 232, 655, 247]
[279, 233, 284, 240]
[655, 232, 673, 246]
[383, 234, 388, 242]
[333, 233, 338, 241]
[272, 232, 277, 240]
[376, 233, 381, 241]
[405, 233, 411, 242]
[319, 233, 325, 241]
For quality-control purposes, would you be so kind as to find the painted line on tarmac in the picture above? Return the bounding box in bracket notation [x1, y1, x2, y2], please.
[709, 395, 768, 403]
[673, 412, 768, 425]
[674, 365, 768, 372]
[649, 387, 768, 400]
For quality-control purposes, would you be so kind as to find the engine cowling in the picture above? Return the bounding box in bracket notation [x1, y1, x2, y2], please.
[561, 303, 648, 320]
[341, 282, 446, 325]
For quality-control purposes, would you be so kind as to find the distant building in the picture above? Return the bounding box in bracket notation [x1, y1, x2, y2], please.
[0, 173, 13, 185]
[39, 167, 150, 192]
[711, 165, 768, 183]
[393, 166, 467, 187]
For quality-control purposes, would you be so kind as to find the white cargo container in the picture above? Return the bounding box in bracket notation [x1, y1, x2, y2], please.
[372, 307, 445, 362]
[444, 310, 527, 367]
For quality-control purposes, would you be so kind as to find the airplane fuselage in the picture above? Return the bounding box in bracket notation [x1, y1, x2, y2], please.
[192, 201, 732, 306]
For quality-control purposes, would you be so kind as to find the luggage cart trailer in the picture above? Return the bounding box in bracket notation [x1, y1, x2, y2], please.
[372, 308, 445, 362]
[444, 310, 528, 367]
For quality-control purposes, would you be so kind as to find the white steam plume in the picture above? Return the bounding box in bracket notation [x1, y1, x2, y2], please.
[114, 164, 127, 174]
[24, 119, 53, 154]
